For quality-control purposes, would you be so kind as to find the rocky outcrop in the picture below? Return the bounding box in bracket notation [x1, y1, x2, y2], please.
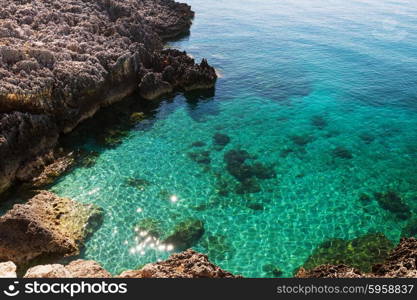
[296, 238, 417, 278]
[163, 218, 205, 250]
[24, 260, 111, 278]
[0, 0, 216, 195]
[0, 191, 103, 266]
[118, 249, 239, 278]
[0, 261, 17, 278]
[21, 250, 238, 278]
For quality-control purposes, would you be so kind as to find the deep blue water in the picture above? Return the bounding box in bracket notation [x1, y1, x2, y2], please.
[50, 0, 417, 277]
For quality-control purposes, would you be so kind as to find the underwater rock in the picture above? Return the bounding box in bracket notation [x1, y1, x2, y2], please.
[280, 147, 294, 158]
[77, 150, 100, 168]
[125, 177, 151, 191]
[24, 260, 111, 278]
[191, 141, 206, 147]
[118, 249, 239, 278]
[374, 191, 411, 220]
[297, 238, 417, 278]
[247, 202, 264, 211]
[0, 191, 103, 266]
[290, 134, 315, 147]
[251, 162, 276, 179]
[235, 178, 261, 195]
[401, 217, 417, 238]
[188, 150, 211, 165]
[262, 264, 283, 277]
[300, 233, 394, 273]
[0, 0, 216, 196]
[224, 149, 252, 166]
[163, 218, 205, 250]
[359, 193, 372, 205]
[135, 218, 162, 238]
[359, 133, 375, 144]
[224, 149, 253, 181]
[224, 149, 275, 189]
[311, 115, 328, 130]
[332, 146, 353, 159]
[213, 133, 231, 149]
[201, 234, 235, 261]
[97, 129, 129, 148]
[215, 177, 231, 197]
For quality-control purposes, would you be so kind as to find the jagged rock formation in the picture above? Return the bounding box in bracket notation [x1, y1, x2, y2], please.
[24, 260, 111, 278]
[21, 250, 238, 278]
[296, 238, 417, 278]
[0, 0, 216, 195]
[118, 249, 239, 278]
[0, 191, 103, 266]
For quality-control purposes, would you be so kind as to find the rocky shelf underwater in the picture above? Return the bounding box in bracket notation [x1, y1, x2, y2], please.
[1, 0, 417, 278]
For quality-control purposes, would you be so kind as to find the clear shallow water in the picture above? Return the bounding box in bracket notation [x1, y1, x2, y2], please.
[50, 0, 417, 277]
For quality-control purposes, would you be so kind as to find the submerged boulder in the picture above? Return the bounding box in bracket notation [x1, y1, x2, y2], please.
[201, 234, 235, 261]
[213, 133, 231, 149]
[374, 191, 411, 220]
[118, 249, 239, 278]
[163, 218, 205, 250]
[300, 233, 394, 273]
[401, 217, 417, 238]
[188, 150, 211, 165]
[332, 146, 353, 159]
[135, 218, 162, 238]
[125, 177, 151, 191]
[224, 149, 276, 194]
[262, 264, 283, 277]
[0, 191, 103, 266]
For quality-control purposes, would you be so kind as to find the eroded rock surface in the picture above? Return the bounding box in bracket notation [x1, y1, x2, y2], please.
[24, 260, 111, 278]
[118, 249, 239, 278]
[0, 191, 103, 266]
[0, 0, 216, 195]
[296, 238, 417, 278]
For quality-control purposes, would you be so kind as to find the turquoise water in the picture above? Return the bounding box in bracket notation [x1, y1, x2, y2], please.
[50, 0, 417, 277]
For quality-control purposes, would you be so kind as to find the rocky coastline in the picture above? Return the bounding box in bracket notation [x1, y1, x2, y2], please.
[0, 0, 216, 195]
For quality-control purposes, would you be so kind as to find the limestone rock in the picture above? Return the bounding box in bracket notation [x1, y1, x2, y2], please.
[0, 261, 17, 278]
[0, 191, 103, 265]
[163, 218, 205, 250]
[24, 264, 72, 278]
[118, 249, 239, 278]
[65, 260, 111, 278]
[24, 260, 111, 278]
